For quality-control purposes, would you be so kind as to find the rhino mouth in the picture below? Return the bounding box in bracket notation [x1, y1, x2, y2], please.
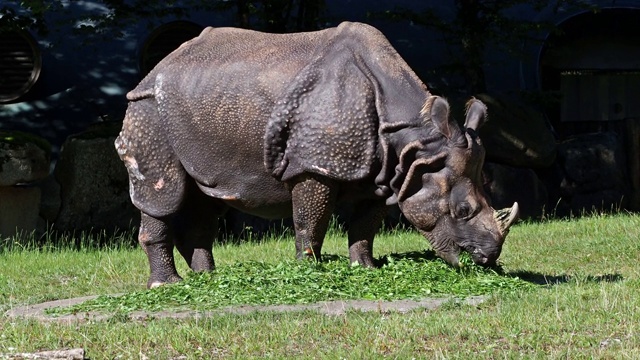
[423, 232, 496, 268]
[439, 247, 496, 268]
[468, 247, 498, 267]
[465, 202, 520, 267]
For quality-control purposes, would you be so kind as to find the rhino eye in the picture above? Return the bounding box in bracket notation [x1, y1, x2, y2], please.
[454, 202, 473, 219]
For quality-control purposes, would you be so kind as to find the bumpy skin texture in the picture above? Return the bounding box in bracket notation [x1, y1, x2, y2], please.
[116, 22, 517, 287]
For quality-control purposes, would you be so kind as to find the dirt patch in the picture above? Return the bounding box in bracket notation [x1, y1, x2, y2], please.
[4, 295, 487, 322]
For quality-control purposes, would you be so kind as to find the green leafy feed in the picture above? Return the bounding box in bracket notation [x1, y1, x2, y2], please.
[50, 253, 536, 315]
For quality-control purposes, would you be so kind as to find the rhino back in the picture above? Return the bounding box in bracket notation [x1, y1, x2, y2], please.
[129, 27, 335, 206]
[124, 22, 429, 211]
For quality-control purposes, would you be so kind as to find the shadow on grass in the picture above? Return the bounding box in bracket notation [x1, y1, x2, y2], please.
[504, 271, 624, 286]
[320, 250, 440, 266]
[388, 251, 625, 286]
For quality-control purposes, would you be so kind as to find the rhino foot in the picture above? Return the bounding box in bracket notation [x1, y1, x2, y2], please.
[148, 273, 183, 289]
[190, 249, 215, 272]
[296, 246, 323, 262]
[348, 241, 377, 268]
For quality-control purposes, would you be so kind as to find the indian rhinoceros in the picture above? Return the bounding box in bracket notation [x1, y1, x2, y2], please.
[115, 21, 519, 288]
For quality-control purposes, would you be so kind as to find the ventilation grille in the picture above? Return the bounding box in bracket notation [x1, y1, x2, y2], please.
[0, 30, 41, 103]
[140, 21, 203, 76]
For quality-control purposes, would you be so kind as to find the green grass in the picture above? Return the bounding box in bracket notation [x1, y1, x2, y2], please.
[1, 213, 640, 358]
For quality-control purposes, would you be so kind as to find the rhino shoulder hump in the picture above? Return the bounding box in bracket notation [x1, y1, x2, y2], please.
[335, 21, 387, 44]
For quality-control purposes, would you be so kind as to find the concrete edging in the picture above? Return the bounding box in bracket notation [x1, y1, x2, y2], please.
[4, 295, 488, 322]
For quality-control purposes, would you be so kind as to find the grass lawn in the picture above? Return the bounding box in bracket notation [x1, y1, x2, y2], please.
[1, 213, 639, 359]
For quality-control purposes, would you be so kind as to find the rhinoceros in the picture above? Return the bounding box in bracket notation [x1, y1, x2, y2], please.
[115, 21, 518, 288]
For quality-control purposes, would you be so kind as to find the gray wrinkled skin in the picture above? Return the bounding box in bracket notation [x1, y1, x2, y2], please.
[115, 21, 518, 288]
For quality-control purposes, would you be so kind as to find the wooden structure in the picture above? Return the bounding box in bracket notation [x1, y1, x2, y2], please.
[540, 8, 640, 209]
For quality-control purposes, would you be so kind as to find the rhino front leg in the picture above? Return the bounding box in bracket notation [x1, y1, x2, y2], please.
[139, 212, 182, 288]
[173, 185, 227, 272]
[290, 174, 337, 261]
[348, 200, 387, 267]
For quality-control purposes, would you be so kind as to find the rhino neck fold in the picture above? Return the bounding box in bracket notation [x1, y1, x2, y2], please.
[374, 121, 419, 201]
[374, 123, 442, 204]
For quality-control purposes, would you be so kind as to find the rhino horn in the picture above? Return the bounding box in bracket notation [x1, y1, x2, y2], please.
[493, 202, 519, 237]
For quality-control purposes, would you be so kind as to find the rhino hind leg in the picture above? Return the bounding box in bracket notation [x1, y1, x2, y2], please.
[290, 174, 338, 261]
[347, 200, 387, 267]
[173, 182, 228, 272]
[138, 182, 225, 288]
[139, 212, 183, 288]
[117, 98, 190, 287]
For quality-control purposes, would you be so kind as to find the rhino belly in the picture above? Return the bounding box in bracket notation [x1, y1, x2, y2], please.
[195, 177, 292, 219]
[223, 197, 293, 219]
[186, 153, 293, 220]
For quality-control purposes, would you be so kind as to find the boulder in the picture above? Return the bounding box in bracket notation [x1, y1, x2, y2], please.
[36, 174, 62, 225]
[0, 131, 51, 240]
[53, 122, 139, 234]
[0, 186, 41, 239]
[482, 162, 548, 220]
[0, 131, 50, 186]
[454, 93, 557, 169]
[556, 131, 629, 214]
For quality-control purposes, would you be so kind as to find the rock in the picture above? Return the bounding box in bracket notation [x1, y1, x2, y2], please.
[53, 122, 139, 234]
[556, 131, 629, 214]
[455, 93, 557, 168]
[0, 131, 50, 240]
[36, 174, 62, 225]
[0, 131, 50, 186]
[482, 162, 548, 220]
[0, 185, 42, 240]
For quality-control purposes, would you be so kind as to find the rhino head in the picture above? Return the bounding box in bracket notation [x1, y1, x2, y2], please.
[385, 96, 518, 267]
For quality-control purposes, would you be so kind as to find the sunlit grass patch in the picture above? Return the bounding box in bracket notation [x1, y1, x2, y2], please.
[2, 213, 640, 358]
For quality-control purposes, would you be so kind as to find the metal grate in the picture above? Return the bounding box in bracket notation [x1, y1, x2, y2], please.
[0, 30, 41, 103]
[139, 21, 203, 76]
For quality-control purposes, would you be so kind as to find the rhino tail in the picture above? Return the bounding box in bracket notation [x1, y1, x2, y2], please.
[126, 88, 155, 101]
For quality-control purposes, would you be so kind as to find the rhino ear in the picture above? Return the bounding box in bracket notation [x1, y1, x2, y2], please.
[421, 96, 460, 139]
[464, 97, 488, 131]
